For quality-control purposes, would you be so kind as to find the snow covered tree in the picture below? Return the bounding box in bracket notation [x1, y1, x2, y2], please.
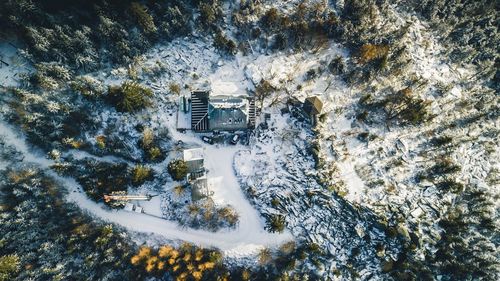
[131, 165, 153, 186]
[130, 2, 157, 34]
[266, 214, 286, 233]
[107, 81, 153, 112]
[168, 159, 188, 181]
[0, 254, 20, 281]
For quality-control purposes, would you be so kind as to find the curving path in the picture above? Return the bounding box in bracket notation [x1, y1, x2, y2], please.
[0, 121, 292, 257]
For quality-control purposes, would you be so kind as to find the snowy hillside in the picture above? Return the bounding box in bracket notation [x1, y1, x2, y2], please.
[0, 0, 498, 280]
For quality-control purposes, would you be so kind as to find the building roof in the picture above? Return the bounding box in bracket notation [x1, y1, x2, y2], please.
[304, 96, 323, 115]
[191, 91, 209, 131]
[208, 98, 249, 131]
[191, 177, 209, 201]
[183, 148, 204, 162]
[191, 89, 256, 131]
[124, 203, 134, 212]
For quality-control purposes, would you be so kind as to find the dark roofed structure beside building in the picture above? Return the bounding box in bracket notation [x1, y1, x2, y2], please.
[303, 96, 323, 125]
[304, 96, 323, 116]
[191, 91, 209, 131]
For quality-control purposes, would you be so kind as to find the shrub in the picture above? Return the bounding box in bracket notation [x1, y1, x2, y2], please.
[0, 254, 20, 281]
[384, 88, 431, 125]
[436, 180, 464, 193]
[217, 206, 239, 225]
[262, 8, 280, 28]
[148, 146, 162, 161]
[255, 80, 275, 104]
[266, 214, 286, 233]
[132, 165, 152, 185]
[358, 44, 389, 64]
[199, 2, 221, 27]
[107, 81, 153, 112]
[131, 243, 224, 280]
[141, 127, 154, 148]
[168, 159, 188, 181]
[31, 63, 72, 90]
[213, 31, 237, 55]
[429, 159, 461, 178]
[279, 241, 296, 255]
[95, 135, 106, 149]
[173, 185, 185, 196]
[258, 248, 272, 265]
[274, 33, 288, 50]
[169, 83, 181, 95]
[130, 2, 157, 33]
[328, 56, 345, 75]
[430, 136, 452, 147]
[71, 75, 105, 98]
[72, 160, 131, 202]
[305, 68, 318, 80]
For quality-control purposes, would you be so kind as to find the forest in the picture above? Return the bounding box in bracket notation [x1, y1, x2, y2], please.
[0, 0, 498, 280]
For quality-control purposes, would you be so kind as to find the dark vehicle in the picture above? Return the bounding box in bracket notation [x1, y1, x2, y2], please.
[231, 134, 240, 145]
[202, 136, 213, 144]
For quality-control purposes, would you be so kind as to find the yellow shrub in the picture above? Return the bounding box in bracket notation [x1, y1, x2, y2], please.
[138, 246, 152, 259]
[171, 250, 179, 259]
[159, 245, 174, 257]
[203, 262, 215, 270]
[132, 165, 152, 184]
[192, 271, 203, 280]
[157, 261, 165, 270]
[148, 146, 162, 160]
[130, 255, 141, 265]
[195, 249, 203, 261]
[177, 272, 188, 281]
[95, 135, 106, 149]
[242, 269, 251, 281]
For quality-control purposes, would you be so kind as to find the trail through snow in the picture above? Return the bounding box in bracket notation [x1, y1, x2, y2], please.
[0, 121, 292, 257]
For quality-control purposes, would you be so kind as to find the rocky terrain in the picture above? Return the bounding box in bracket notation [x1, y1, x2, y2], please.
[0, 0, 498, 280]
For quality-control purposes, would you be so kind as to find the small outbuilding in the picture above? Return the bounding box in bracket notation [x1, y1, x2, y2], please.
[303, 96, 323, 125]
[191, 177, 210, 201]
[124, 203, 134, 212]
[183, 148, 204, 175]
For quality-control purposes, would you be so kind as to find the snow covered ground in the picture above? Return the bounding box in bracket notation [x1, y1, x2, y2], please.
[0, 42, 31, 88]
[0, 120, 292, 258]
[1, 3, 497, 277]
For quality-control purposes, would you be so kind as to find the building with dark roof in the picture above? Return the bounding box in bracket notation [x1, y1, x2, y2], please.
[303, 96, 323, 125]
[190, 90, 256, 132]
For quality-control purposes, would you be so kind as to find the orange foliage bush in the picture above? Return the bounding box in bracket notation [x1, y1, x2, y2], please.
[131, 244, 223, 280]
[359, 44, 389, 63]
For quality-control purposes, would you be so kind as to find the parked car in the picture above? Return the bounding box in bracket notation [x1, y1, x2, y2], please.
[231, 134, 240, 145]
[202, 136, 213, 144]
